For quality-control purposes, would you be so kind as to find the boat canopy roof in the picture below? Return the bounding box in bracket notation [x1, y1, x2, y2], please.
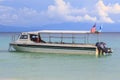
[23, 30, 91, 34]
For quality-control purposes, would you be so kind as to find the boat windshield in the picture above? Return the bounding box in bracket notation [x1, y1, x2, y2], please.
[20, 35, 28, 39]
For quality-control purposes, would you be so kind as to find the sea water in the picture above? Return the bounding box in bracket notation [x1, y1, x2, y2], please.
[0, 32, 120, 80]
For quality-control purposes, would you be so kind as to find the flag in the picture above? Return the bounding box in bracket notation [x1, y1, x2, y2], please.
[99, 25, 103, 32]
[91, 23, 96, 33]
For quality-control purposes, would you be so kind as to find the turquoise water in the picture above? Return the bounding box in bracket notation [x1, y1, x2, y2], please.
[0, 33, 120, 80]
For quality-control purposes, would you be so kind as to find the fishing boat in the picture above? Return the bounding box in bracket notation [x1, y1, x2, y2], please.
[9, 30, 112, 56]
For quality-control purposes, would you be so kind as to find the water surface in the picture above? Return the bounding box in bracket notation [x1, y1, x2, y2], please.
[0, 32, 120, 80]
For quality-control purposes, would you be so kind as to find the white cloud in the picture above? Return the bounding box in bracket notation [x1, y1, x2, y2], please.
[108, 3, 120, 14]
[0, 0, 120, 26]
[84, 15, 97, 22]
[96, 0, 120, 23]
[0, 5, 14, 12]
[0, 6, 18, 24]
[96, 0, 114, 23]
[47, 0, 96, 22]
[0, 5, 49, 26]
[47, 0, 120, 24]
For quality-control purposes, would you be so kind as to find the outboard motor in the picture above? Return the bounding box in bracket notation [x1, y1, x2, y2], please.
[96, 42, 112, 55]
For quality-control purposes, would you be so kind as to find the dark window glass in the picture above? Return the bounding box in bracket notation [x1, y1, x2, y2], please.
[20, 35, 28, 39]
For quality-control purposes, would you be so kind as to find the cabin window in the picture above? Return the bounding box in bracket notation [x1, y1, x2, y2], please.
[20, 35, 28, 39]
[30, 34, 39, 42]
[30, 34, 46, 43]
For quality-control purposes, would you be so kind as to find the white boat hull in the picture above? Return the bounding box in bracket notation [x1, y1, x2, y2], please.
[10, 43, 97, 55]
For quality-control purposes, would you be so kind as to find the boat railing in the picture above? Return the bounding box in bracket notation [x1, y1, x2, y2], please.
[40, 33, 99, 45]
[41, 36, 89, 44]
[11, 33, 20, 42]
[9, 33, 20, 51]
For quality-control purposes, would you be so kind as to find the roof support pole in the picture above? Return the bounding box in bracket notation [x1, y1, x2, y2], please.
[49, 33, 51, 43]
[61, 33, 63, 43]
[72, 34, 74, 44]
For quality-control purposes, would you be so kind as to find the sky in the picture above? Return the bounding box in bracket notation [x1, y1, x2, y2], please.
[0, 0, 120, 32]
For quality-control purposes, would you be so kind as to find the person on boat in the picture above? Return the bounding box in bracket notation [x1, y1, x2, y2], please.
[30, 34, 45, 43]
[35, 35, 45, 43]
[36, 37, 40, 43]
